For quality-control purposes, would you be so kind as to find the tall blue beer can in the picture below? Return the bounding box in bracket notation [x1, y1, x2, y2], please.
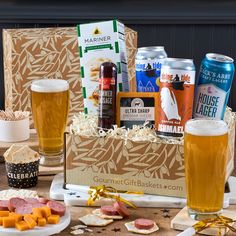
[193, 53, 235, 119]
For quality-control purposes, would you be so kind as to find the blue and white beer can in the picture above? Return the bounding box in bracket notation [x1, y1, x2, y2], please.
[193, 53, 235, 120]
[135, 46, 167, 92]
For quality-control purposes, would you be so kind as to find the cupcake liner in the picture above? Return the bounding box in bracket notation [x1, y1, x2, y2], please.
[5, 160, 39, 188]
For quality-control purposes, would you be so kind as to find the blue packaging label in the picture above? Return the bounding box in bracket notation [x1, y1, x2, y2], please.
[136, 59, 164, 92]
[194, 63, 234, 119]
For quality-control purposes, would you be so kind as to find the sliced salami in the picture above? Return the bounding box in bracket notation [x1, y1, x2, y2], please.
[0, 200, 9, 210]
[113, 201, 130, 218]
[47, 200, 66, 216]
[134, 218, 155, 230]
[8, 197, 26, 212]
[25, 198, 39, 204]
[15, 203, 33, 215]
[101, 205, 119, 216]
[38, 198, 49, 204]
[31, 202, 46, 208]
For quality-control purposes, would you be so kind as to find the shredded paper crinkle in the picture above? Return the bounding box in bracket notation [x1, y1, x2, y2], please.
[71, 107, 235, 145]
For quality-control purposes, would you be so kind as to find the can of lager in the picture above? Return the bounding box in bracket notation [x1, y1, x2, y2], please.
[135, 46, 167, 92]
[157, 58, 196, 137]
[193, 53, 235, 120]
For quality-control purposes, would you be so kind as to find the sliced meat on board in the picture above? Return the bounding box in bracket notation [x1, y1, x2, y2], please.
[101, 205, 119, 216]
[134, 219, 155, 230]
[47, 200, 66, 216]
[113, 201, 130, 218]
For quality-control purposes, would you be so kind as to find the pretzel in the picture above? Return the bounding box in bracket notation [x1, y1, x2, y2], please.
[0, 109, 29, 121]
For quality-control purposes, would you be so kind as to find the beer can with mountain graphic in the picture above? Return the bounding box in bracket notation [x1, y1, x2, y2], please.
[135, 46, 167, 92]
[157, 58, 195, 137]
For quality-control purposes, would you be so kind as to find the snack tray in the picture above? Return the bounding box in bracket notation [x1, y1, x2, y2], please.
[50, 173, 236, 208]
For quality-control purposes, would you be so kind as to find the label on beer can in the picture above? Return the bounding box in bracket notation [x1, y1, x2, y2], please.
[157, 68, 195, 137]
[194, 63, 234, 119]
[136, 59, 164, 92]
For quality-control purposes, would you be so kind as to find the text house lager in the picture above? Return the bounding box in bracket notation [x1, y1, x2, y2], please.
[193, 53, 235, 119]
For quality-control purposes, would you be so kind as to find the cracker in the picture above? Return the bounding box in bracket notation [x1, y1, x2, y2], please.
[78, 214, 113, 226]
[3, 144, 24, 162]
[71, 225, 87, 230]
[11, 145, 40, 164]
[70, 229, 84, 235]
[92, 209, 123, 220]
[125, 221, 159, 235]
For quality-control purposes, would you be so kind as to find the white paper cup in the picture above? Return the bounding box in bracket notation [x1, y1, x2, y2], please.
[0, 117, 30, 142]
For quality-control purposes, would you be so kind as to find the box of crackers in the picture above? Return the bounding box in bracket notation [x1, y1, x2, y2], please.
[64, 108, 235, 198]
[3, 26, 137, 128]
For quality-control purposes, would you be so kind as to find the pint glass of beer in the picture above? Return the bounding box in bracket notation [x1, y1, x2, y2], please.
[184, 119, 228, 219]
[31, 79, 69, 166]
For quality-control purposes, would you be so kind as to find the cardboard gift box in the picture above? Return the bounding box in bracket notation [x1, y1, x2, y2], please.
[64, 111, 236, 198]
[3, 26, 137, 128]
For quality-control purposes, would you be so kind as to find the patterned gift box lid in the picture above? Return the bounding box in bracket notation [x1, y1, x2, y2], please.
[3, 26, 137, 128]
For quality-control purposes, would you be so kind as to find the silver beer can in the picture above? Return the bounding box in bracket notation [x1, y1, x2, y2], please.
[135, 46, 167, 92]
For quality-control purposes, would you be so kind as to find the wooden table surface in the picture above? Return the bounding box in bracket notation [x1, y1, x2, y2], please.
[0, 164, 236, 235]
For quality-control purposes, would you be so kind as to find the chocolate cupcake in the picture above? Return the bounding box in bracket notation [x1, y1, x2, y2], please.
[4, 145, 40, 188]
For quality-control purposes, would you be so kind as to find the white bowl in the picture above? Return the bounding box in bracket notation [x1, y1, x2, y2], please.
[0, 117, 30, 142]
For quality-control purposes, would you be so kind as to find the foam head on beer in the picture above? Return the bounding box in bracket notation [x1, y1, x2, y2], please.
[185, 119, 228, 136]
[31, 79, 69, 93]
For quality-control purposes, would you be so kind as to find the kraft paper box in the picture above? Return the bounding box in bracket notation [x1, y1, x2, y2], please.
[64, 111, 235, 198]
[3, 26, 137, 128]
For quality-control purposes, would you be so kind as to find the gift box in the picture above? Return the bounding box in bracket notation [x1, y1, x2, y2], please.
[3, 26, 137, 128]
[64, 109, 235, 198]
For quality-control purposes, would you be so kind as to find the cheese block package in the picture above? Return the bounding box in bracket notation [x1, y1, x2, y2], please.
[77, 20, 130, 115]
[117, 92, 159, 128]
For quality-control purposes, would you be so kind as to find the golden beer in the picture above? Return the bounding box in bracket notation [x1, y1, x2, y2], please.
[184, 119, 228, 216]
[31, 79, 69, 166]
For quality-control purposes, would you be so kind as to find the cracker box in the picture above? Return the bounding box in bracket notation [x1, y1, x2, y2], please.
[3, 26, 137, 128]
[64, 110, 235, 198]
[77, 20, 130, 114]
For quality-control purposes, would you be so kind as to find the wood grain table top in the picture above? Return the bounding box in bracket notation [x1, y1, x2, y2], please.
[0, 164, 236, 235]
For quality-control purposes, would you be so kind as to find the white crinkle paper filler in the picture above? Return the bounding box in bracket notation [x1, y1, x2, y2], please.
[71, 108, 235, 145]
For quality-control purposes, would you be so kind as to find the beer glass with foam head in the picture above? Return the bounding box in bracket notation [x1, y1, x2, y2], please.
[184, 119, 228, 219]
[31, 79, 69, 166]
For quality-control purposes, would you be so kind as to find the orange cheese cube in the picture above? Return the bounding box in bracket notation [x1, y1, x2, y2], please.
[9, 212, 22, 222]
[0, 211, 9, 217]
[24, 214, 37, 229]
[47, 214, 60, 224]
[32, 208, 43, 218]
[24, 214, 38, 222]
[41, 206, 51, 218]
[15, 221, 30, 231]
[37, 217, 47, 227]
[0, 217, 3, 225]
[2, 216, 15, 228]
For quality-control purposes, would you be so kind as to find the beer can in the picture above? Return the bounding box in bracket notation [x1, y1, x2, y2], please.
[193, 53, 235, 120]
[157, 58, 196, 137]
[135, 46, 167, 92]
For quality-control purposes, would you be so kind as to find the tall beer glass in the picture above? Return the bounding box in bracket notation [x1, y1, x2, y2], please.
[31, 79, 69, 166]
[184, 119, 228, 219]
